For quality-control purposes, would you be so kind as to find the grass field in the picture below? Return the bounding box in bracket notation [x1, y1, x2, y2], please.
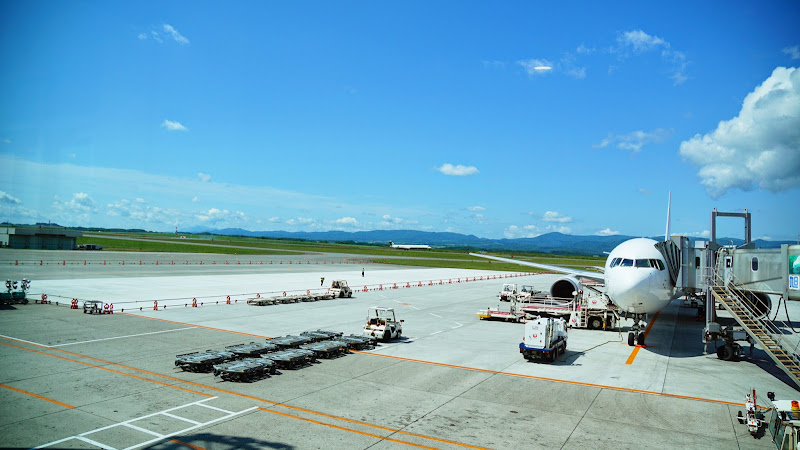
[78, 233, 605, 272]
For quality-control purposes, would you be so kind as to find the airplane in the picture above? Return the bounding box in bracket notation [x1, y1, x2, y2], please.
[389, 241, 432, 250]
[471, 193, 682, 347]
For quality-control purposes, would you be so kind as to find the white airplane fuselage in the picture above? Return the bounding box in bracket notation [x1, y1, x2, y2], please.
[604, 237, 679, 315]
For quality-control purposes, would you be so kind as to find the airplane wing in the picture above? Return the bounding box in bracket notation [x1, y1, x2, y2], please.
[469, 253, 606, 282]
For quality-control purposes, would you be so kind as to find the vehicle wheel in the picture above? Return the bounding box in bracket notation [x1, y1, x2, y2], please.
[627, 332, 635, 346]
[588, 316, 602, 330]
[717, 344, 734, 361]
[636, 332, 645, 346]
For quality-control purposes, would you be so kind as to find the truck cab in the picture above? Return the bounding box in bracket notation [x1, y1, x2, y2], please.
[363, 307, 403, 341]
[499, 283, 517, 302]
[329, 280, 353, 298]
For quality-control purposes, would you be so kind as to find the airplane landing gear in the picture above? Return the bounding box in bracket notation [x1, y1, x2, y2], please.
[626, 315, 648, 347]
[627, 331, 645, 346]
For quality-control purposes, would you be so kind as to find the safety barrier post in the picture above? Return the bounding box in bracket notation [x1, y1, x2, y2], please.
[154, 301, 158, 310]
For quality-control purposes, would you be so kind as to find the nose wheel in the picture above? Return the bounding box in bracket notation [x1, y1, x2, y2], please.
[627, 331, 645, 346]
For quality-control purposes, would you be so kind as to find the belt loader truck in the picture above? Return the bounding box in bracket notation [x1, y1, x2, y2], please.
[519, 317, 567, 363]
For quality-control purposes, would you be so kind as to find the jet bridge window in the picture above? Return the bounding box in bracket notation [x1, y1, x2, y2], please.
[620, 259, 633, 267]
[752, 257, 759, 271]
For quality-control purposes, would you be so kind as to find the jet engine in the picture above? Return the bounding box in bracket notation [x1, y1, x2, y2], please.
[551, 276, 582, 301]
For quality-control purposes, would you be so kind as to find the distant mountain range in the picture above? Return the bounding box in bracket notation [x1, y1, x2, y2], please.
[179, 227, 795, 256]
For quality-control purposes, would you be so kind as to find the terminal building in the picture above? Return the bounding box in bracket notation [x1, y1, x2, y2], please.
[0, 226, 82, 250]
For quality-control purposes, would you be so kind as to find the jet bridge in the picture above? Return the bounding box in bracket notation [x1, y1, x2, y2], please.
[694, 209, 800, 388]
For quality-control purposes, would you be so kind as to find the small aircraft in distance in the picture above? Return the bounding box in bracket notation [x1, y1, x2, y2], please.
[389, 241, 432, 250]
[471, 193, 683, 347]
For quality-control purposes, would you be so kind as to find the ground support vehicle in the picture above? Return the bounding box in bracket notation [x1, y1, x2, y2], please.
[301, 340, 348, 358]
[82, 300, 103, 314]
[339, 335, 377, 350]
[267, 335, 313, 349]
[363, 307, 403, 341]
[213, 358, 276, 382]
[499, 283, 517, 302]
[515, 285, 547, 302]
[225, 342, 279, 358]
[175, 350, 236, 372]
[476, 302, 526, 322]
[478, 290, 617, 330]
[263, 349, 316, 369]
[2, 278, 30, 305]
[519, 317, 567, 363]
[301, 330, 343, 342]
[329, 280, 353, 298]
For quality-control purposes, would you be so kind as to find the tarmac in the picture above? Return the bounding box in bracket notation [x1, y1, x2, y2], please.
[1, 249, 798, 449]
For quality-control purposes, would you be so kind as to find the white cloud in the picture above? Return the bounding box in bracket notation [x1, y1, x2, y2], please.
[379, 214, 418, 228]
[675, 230, 711, 239]
[192, 197, 199, 203]
[335, 217, 358, 225]
[542, 211, 572, 223]
[467, 206, 485, 211]
[594, 129, 670, 153]
[286, 217, 315, 226]
[195, 207, 245, 224]
[517, 59, 553, 75]
[545, 225, 571, 234]
[267, 217, 280, 223]
[436, 163, 479, 176]
[0, 191, 21, 204]
[784, 46, 800, 60]
[197, 172, 211, 182]
[107, 199, 181, 226]
[595, 228, 620, 236]
[637, 188, 652, 195]
[679, 67, 800, 197]
[163, 24, 190, 45]
[616, 29, 688, 85]
[504, 224, 541, 239]
[137, 33, 147, 40]
[162, 120, 188, 131]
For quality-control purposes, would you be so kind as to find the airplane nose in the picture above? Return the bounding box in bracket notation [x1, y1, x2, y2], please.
[607, 271, 652, 311]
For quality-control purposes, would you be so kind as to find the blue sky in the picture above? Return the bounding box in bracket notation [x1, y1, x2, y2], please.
[1, 1, 799, 241]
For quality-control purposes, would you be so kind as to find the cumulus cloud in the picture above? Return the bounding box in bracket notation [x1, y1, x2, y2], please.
[616, 29, 688, 84]
[335, 217, 358, 225]
[163, 24, 190, 45]
[517, 59, 553, 75]
[436, 163, 479, 176]
[192, 197, 199, 203]
[267, 217, 280, 223]
[197, 172, 211, 182]
[784, 46, 800, 60]
[637, 188, 652, 195]
[162, 120, 187, 131]
[679, 67, 800, 197]
[594, 129, 671, 153]
[107, 199, 181, 226]
[595, 228, 620, 236]
[195, 207, 245, 224]
[504, 225, 540, 239]
[542, 211, 572, 223]
[286, 217, 315, 226]
[0, 191, 21, 204]
[467, 206, 485, 211]
[379, 215, 418, 228]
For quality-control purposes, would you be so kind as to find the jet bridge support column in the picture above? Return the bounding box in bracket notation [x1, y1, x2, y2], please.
[703, 208, 751, 354]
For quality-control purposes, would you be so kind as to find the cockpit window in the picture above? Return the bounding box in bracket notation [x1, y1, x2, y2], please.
[635, 259, 650, 268]
[610, 258, 621, 268]
[621, 259, 633, 267]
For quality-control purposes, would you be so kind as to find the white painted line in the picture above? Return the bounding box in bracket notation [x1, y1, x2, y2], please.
[159, 412, 200, 425]
[452, 322, 463, 329]
[195, 403, 235, 414]
[429, 330, 443, 336]
[0, 333, 48, 348]
[122, 423, 163, 437]
[429, 313, 442, 319]
[408, 305, 419, 310]
[75, 436, 117, 450]
[50, 327, 196, 347]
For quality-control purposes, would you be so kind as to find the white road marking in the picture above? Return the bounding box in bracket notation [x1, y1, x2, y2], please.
[429, 330, 443, 336]
[429, 313, 442, 318]
[452, 322, 463, 329]
[0, 333, 47, 347]
[49, 327, 195, 347]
